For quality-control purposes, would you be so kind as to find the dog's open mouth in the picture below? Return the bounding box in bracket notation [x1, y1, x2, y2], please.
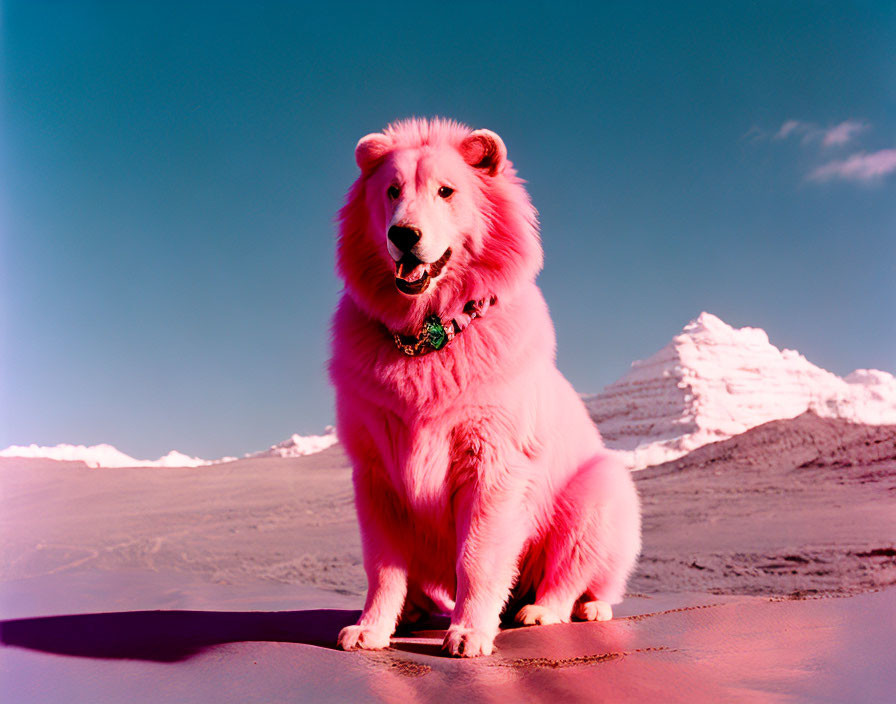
[395, 248, 452, 295]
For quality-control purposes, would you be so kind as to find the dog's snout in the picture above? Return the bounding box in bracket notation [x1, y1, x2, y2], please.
[388, 225, 422, 252]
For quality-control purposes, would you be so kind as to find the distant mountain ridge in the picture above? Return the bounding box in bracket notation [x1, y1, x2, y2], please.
[585, 312, 896, 470]
[0, 443, 210, 469]
[0, 427, 338, 468]
[242, 428, 338, 459]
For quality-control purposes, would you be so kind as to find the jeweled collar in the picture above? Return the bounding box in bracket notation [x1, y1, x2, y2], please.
[391, 295, 497, 357]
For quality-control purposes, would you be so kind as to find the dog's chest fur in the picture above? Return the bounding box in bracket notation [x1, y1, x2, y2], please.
[373, 406, 496, 520]
[333, 288, 550, 517]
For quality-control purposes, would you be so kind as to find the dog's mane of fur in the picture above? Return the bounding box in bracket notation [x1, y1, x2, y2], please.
[336, 117, 543, 332]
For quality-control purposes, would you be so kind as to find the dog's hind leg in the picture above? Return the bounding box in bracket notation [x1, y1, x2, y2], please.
[515, 452, 641, 626]
[573, 596, 614, 621]
[398, 581, 455, 627]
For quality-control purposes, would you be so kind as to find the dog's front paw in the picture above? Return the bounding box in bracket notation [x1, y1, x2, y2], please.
[442, 626, 495, 657]
[337, 624, 391, 651]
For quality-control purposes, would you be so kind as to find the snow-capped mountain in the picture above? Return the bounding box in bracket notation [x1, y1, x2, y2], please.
[585, 312, 896, 470]
[0, 443, 211, 469]
[0, 428, 339, 468]
[243, 427, 338, 458]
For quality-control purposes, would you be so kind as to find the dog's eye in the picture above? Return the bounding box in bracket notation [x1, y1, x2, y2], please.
[387, 185, 401, 200]
[437, 186, 454, 199]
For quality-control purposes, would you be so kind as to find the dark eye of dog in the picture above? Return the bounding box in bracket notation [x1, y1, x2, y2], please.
[387, 185, 401, 200]
[437, 186, 454, 199]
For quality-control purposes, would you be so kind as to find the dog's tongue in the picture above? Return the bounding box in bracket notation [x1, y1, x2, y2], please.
[396, 256, 427, 282]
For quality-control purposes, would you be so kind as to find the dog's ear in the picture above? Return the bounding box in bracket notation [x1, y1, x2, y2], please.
[355, 133, 392, 173]
[460, 129, 507, 176]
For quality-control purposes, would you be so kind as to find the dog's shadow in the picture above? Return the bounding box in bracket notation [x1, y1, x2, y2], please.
[0, 609, 365, 662]
[0, 610, 465, 662]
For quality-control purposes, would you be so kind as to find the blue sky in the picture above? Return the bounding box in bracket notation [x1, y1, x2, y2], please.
[2, 2, 894, 458]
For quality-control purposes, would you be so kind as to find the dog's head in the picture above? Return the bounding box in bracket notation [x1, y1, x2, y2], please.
[337, 118, 542, 331]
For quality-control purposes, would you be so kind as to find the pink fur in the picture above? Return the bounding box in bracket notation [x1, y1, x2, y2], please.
[330, 118, 641, 657]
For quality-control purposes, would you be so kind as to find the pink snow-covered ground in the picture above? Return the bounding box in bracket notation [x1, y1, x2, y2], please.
[2, 415, 895, 703]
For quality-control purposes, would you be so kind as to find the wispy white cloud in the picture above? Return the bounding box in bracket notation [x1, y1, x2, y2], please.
[741, 125, 767, 142]
[820, 120, 868, 147]
[774, 120, 805, 140]
[808, 149, 896, 183]
[771, 119, 868, 148]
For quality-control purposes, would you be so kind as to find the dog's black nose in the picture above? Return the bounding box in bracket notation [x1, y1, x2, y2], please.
[388, 225, 422, 252]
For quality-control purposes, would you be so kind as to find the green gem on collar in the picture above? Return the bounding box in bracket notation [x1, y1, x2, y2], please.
[422, 315, 447, 350]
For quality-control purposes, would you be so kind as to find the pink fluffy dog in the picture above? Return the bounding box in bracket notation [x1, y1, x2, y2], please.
[330, 118, 640, 657]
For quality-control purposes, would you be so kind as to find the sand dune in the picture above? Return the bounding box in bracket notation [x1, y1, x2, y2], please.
[632, 412, 896, 597]
[0, 447, 364, 596]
